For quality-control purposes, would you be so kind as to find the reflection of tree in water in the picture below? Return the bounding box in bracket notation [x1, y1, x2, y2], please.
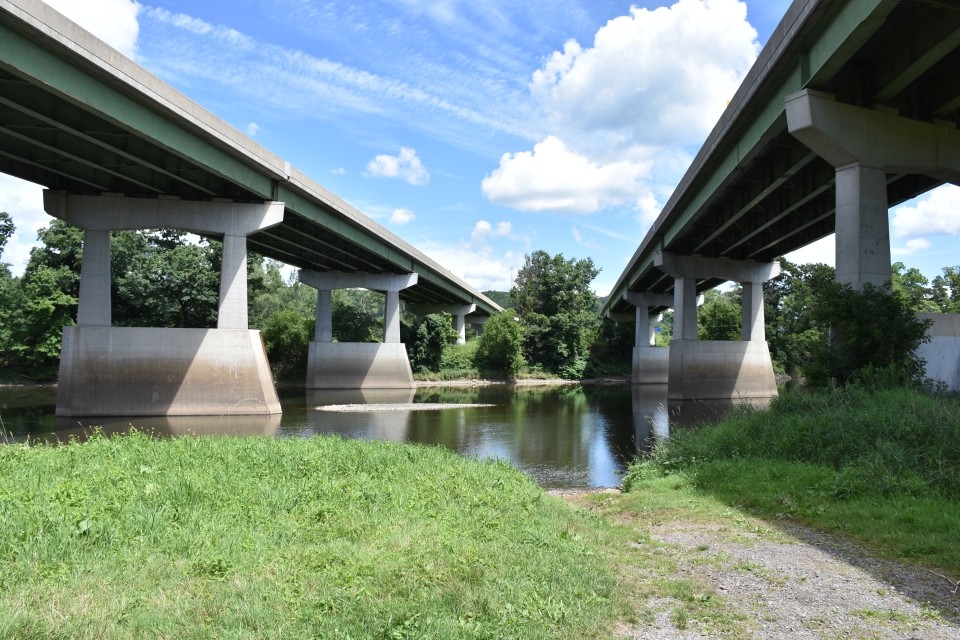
[406, 385, 634, 486]
[0, 387, 58, 437]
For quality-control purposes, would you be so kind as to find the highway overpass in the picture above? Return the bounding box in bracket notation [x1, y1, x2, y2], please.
[603, 0, 960, 399]
[604, 0, 960, 316]
[0, 0, 500, 415]
[0, 0, 499, 316]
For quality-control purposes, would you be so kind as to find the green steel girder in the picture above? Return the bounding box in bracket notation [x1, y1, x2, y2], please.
[0, 15, 500, 313]
[0, 21, 272, 199]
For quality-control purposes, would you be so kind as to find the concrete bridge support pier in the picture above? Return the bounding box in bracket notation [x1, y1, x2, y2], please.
[467, 314, 489, 336]
[47, 192, 284, 417]
[299, 271, 418, 389]
[654, 252, 780, 401]
[408, 304, 477, 344]
[786, 88, 960, 289]
[616, 292, 673, 384]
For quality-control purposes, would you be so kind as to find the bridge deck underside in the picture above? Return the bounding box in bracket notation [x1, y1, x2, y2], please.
[611, 0, 960, 314]
[0, 66, 469, 308]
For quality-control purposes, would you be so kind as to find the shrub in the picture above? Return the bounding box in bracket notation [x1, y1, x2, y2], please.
[262, 309, 312, 377]
[473, 311, 525, 374]
[409, 313, 458, 372]
[805, 282, 931, 387]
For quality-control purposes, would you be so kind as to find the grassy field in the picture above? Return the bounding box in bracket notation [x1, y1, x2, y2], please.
[622, 386, 960, 576]
[0, 432, 630, 639]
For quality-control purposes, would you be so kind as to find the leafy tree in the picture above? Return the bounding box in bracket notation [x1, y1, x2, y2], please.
[892, 262, 939, 312]
[481, 290, 513, 309]
[932, 266, 960, 313]
[409, 313, 459, 372]
[248, 258, 317, 330]
[805, 282, 931, 387]
[697, 288, 741, 340]
[332, 289, 381, 342]
[763, 259, 834, 375]
[511, 251, 599, 375]
[112, 230, 220, 328]
[0, 212, 17, 367]
[583, 317, 633, 377]
[262, 309, 313, 379]
[473, 311, 525, 374]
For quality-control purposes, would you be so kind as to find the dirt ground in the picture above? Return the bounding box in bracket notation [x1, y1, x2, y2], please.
[554, 489, 960, 639]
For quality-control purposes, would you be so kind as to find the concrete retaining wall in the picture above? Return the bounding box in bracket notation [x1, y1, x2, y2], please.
[667, 339, 779, 401]
[917, 313, 960, 390]
[306, 342, 415, 389]
[56, 326, 281, 416]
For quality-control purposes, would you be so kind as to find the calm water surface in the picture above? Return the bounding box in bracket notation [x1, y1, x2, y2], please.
[0, 384, 755, 488]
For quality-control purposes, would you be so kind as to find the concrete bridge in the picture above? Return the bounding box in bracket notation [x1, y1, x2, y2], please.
[602, 0, 960, 398]
[0, 0, 500, 416]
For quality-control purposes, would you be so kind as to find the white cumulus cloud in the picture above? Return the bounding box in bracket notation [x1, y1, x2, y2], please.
[529, 0, 759, 152]
[246, 122, 260, 136]
[891, 238, 932, 256]
[471, 220, 514, 241]
[42, 0, 141, 59]
[481, 136, 651, 214]
[364, 148, 429, 185]
[891, 185, 960, 239]
[0, 174, 50, 276]
[389, 208, 416, 225]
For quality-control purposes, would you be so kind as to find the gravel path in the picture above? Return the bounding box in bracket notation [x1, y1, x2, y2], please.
[315, 403, 496, 412]
[556, 491, 959, 639]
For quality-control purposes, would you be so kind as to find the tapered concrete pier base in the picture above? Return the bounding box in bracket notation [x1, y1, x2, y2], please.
[306, 342, 415, 389]
[667, 339, 778, 401]
[633, 346, 670, 384]
[56, 326, 281, 417]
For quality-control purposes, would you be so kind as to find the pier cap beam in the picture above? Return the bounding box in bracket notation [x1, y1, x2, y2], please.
[785, 89, 960, 184]
[43, 191, 284, 236]
[298, 271, 418, 292]
[653, 252, 781, 283]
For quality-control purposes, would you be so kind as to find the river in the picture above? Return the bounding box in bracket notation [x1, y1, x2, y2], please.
[0, 383, 758, 488]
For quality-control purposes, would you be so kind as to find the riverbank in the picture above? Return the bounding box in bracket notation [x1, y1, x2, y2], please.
[623, 385, 960, 577]
[0, 432, 629, 637]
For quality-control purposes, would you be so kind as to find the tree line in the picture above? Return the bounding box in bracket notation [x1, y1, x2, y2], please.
[0, 212, 943, 385]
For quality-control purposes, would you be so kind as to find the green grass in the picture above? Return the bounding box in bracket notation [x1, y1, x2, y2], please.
[0, 432, 624, 639]
[622, 387, 960, 575]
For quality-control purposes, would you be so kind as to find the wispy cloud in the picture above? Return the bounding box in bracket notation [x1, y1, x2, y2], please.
[139, 7, 534, 149]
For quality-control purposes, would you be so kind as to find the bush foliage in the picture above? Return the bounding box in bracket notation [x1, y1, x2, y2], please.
[473, 311, 526, 374]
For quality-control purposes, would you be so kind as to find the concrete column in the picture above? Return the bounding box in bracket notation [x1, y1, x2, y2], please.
[315, 290, 332, 342]
[452, 314, 466, 344]
[77, 229, 111, 326]
[218, 234, 248, 330]
[384, 290, 401, 343]
[835, 163, 891, 289]
[741, 282, 765, 341]
[636, 306, 648, 347]
[673, 277, 699, 340]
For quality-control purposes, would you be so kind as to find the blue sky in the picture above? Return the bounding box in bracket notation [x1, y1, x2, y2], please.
[1, 0, 958, 294]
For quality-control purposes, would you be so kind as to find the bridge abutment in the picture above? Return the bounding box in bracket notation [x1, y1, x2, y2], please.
[299, 270, 418, 389]
[46, 192, 285, 417]
[654, 252, 780, 401]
